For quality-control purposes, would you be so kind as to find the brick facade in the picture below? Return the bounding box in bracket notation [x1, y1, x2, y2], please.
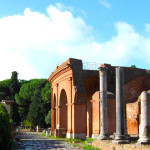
[49, 58, 150, 138]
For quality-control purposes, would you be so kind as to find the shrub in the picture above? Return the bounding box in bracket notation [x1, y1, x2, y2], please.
[23, 119, 31, 128]
[0, 103, 11, 150]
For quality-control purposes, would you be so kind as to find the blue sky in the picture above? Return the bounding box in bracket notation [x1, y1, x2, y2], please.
[0, 0, 150, 80]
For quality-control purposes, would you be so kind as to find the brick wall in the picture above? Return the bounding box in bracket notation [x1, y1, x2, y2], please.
[124, 76, 143, 103]
[126, 102, 140, 134]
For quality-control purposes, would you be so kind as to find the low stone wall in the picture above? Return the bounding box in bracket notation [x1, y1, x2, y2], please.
[92, 140, 150, 150]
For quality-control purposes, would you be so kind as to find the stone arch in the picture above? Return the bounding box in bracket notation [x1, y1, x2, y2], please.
[84, 76, 99, 137]
[84, 76, 99, 100]
[53, 94, 56, 130]
[59, 89, 68, 129]
[124, 76, 148, 103]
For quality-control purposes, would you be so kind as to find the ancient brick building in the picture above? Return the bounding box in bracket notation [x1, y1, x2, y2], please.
[49, 58, 150, 139]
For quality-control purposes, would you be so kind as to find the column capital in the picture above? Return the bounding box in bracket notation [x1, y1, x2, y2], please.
[99, 67, 108, 77]
[115, 67, 124, 72]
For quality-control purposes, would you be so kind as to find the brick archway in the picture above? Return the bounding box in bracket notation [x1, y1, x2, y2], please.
[84, 76, 99, 137]
[59, 89, 67, 129]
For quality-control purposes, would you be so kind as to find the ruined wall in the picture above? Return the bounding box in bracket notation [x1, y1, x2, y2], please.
[125, 74, 150, 103]
[92, 91, 116, 136]
[49, 58, 150, 138]
[126, 102, 140, 134]
[49, 58, 87, 138]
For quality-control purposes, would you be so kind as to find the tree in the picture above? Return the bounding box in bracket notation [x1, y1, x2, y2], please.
[0, 87, 10, 100]
[8, 71, 22, 125]
[16, 79, 51, 125]
[27, 81, 51, 128]
[45, 110, 51, 127]
[0, 103, 11, 150]
[10, 71, 20, 99]
[27, 95, 48, 128]
[0, 79, 11, 99]
[41, 82, 51, 102]
[10, 103, 20, 126]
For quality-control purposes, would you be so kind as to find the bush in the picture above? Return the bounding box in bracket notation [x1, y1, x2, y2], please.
[23, 120, 31, 128]
[0, 103, 11, 150]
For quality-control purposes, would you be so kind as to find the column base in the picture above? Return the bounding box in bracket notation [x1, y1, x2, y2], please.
[98, 133, 110, 140]
[137, 137, 150, 144]
[92, 134, 99, 139]
[114, 133, 126, 140]
[112, 139, 130, 144]
[113, 133, 130, 144]
[72, 133, 86, 139]
[125, 133, 131, 139]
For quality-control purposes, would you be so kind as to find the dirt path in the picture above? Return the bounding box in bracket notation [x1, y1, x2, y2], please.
[15, 132, 83, 150]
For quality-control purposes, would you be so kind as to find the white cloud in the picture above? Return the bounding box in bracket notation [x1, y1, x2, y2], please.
[0, 3, 150, 80]
[99, 0, 111, 8]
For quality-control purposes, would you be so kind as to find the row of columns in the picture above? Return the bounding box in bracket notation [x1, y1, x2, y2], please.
[99, 66, 150, 144]
[99, 67, 128, 143]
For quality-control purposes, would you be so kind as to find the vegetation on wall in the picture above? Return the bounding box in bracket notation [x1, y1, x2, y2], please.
[131, 65, 136, 68]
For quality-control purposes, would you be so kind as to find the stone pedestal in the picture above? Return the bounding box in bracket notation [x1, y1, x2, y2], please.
[113, 67, 129, 144]
[99, 67, 109, 140]
[1, 100, 14, 114]
[138, 91, 150, 144]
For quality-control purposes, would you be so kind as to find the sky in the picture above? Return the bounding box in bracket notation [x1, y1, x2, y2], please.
[0, 0, 150, 80]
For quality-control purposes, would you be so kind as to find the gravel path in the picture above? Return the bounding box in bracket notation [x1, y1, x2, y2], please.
[15, 132, 83, 150]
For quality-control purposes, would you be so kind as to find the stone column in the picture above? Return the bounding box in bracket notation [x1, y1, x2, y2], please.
[99, 67, 109, 140]
[113, 67, 129, 144]
[138, 91, 150, 144]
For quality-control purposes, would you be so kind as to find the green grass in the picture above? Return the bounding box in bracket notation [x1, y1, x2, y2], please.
[72, 143, 80, 147]
[81, 138, 94, 144]
[40, 133, 100, 150]
[40, 133, 81, 142]
[40, 133, 46, 137]
[40, 133, 54, 138]
[82, 144, 101, 150]
[66, 138, 82, 143]
[112, 146, 116, 150]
